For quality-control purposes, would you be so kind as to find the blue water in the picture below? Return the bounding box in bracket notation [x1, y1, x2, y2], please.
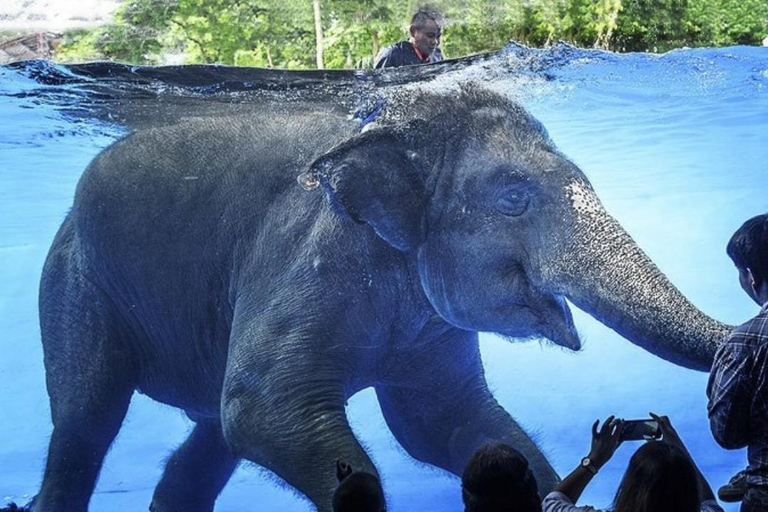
[1, 45, 767, 511]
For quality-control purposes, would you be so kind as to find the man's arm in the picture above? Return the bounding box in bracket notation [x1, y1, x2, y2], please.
[707, 338, 753, 449]
[374, 45, 402, 69]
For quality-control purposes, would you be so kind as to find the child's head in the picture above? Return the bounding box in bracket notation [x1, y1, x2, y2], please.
[332, 459, 385, 512]
[461, 443, 541, 512]
[727, 213, 768, 304]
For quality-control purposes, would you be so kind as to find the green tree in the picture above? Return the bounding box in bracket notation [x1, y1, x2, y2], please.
[439, 0, 527, 56]
[54, 0, 768, 67]
[686, 0, 768, 47]
[321, 0, 410, 68]
[614, 0, 688, 52]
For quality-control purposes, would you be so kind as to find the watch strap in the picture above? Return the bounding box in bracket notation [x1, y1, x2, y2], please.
[581, 456, 598, 475]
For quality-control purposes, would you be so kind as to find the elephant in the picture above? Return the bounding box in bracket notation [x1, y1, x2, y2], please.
[32, 86, 729, 512]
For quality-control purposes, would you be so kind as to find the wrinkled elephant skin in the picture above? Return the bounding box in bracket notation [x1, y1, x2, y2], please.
[33, 88, 729, 512]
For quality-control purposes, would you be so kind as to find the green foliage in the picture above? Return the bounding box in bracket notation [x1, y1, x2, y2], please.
[55, 29, 105, 63]
[687, 0, 768, 47]
[321, 0, 411, 68]
[53, 0, 768, 68]
[439, 1, 527, 56]
[614, 0, 688, 52]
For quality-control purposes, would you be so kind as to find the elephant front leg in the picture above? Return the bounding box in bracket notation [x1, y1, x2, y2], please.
[222, 376, 377, 511]
[221, 325, 380, 511]
[375, 332, 559, 494]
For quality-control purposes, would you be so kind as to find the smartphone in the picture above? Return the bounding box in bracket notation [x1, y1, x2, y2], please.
[620, 419, 661, 441]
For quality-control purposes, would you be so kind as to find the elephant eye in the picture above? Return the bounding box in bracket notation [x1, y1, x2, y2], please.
[496, 187, 531, 216]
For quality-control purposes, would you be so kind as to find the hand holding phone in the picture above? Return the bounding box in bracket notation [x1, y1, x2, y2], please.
[648, 412, 687, 453]
[588, 416, 623, 468]
[619, 419, 661, 441]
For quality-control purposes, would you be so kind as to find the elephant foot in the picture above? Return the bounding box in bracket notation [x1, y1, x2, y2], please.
[149, 499, 213, 512]
[1, 503, 31, 512]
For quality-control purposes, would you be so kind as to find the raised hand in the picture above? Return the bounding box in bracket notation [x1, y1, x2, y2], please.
[589, 415, 624, 468]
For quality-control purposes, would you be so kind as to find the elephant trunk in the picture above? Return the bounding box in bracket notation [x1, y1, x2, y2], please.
[540, 180, 730, 371]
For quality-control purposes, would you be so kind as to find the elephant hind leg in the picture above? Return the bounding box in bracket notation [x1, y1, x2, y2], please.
[35, 250, 137, 511]
[150, 420, 239, 512]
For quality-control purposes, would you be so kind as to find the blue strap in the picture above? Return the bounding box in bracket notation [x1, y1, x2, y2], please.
[356, 97, 386, 131]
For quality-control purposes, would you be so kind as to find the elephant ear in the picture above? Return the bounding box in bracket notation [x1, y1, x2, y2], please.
[308, 122, 429, 252]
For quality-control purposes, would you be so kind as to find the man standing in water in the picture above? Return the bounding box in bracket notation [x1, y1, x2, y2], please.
[708, 213, 768, 511]
[374, 7, 444, 68]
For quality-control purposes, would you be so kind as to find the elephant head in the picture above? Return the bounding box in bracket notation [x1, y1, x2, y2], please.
[308, 87, 729, 370]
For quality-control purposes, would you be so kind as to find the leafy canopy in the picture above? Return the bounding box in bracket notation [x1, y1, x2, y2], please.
[55, 0, 768, 67]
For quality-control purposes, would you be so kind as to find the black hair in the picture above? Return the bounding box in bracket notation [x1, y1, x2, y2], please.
[727, 213, 768, 281]
[332, 460, 385, 512]
[461, 443, 541, 512]
[410, 7, 444, 31]
[613, 441, 699, 512]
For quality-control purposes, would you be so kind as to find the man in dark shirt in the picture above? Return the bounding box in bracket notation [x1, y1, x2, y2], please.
[374, 7, 444, 68]
[707, 213, 768, 511]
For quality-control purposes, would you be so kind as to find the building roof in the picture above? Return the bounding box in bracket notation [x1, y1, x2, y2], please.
[0, 31, 62, 63]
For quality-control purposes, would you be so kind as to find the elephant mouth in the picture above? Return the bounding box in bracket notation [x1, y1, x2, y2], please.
[494, 262, 581, 350]
[535, 296, 580, 351]
[538, 308, 580, 350]
[497, 295, 581, 351]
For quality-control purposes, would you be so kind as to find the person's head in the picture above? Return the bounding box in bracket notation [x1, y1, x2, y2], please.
[332, 459, 385, 512]
[409, 7, 443, 57]
[613, 441, 699, 512]
[461, 443, 541, 512]
[727, 213, 768, 305]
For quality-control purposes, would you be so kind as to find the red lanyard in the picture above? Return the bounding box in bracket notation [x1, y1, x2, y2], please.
[411, 42, 428, 63]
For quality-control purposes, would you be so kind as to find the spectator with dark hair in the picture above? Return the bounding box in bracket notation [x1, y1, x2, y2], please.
[332, 459, 386, 512]
[462, 442, 542, 512]
[374, 7, 444, 68]
[542, 414, 723, 512]
[707, 213, 768, 510]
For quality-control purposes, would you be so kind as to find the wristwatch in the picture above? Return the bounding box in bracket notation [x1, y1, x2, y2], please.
[580, 456, 598, 475]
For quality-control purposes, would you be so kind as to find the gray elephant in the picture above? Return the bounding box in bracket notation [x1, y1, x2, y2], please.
[32, 87, 728, 512]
